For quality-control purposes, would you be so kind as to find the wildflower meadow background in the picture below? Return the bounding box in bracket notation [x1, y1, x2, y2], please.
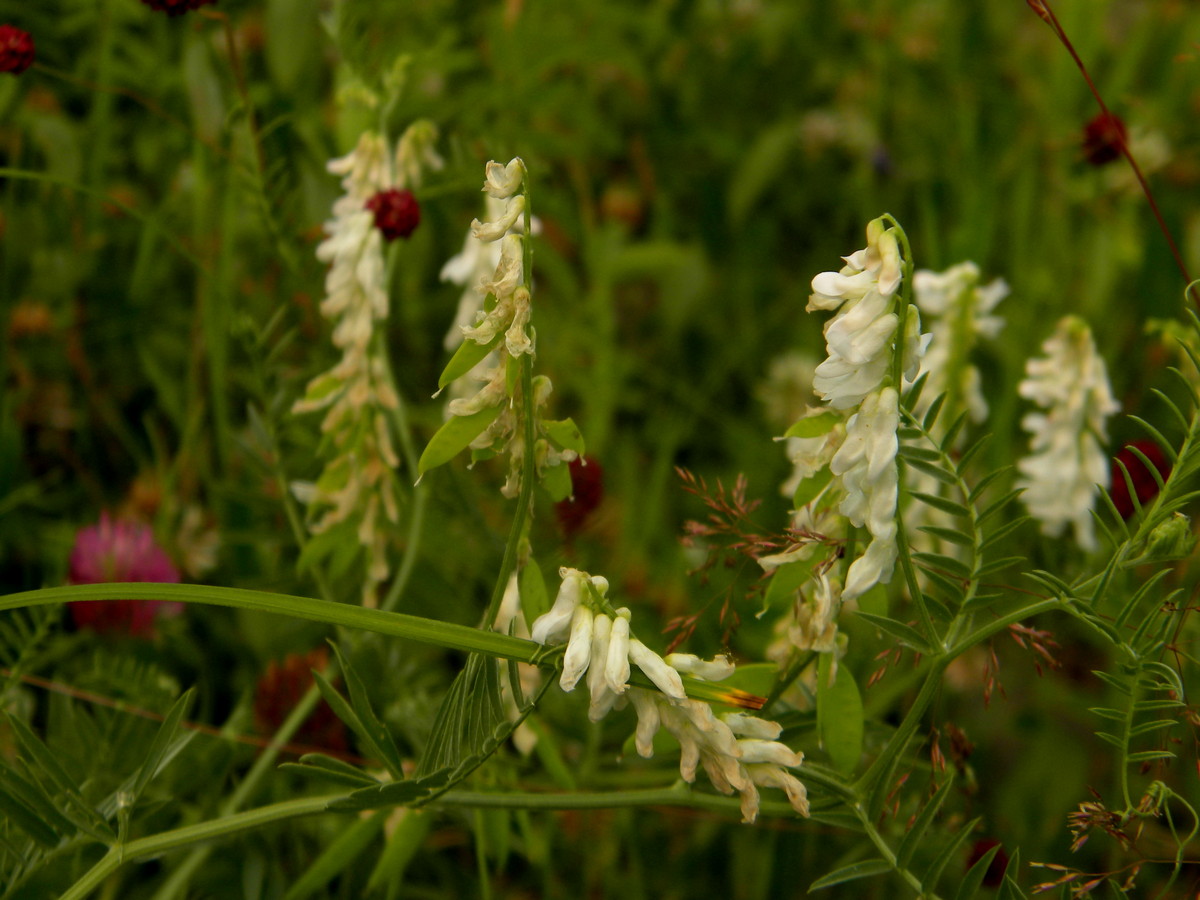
[2, 1, 1200, 897]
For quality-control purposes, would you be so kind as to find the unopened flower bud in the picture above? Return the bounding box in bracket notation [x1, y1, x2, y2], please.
[366, 188, 420, 241]
[1140, 513, 1194, 564]
[0, 25, 34, 74]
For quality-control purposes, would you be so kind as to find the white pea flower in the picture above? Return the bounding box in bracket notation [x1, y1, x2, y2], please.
[830, 387, 900, 599]
[471, 195, 526, 242]
[1017, 316, 1118, 551]
[483, 158, 526, 199]
[809, 220, 909, 409]
[664, 653, 735, 682]
[605, 609, 633, 694]
[530, 567, 587, 645]
[788, 571, 840, 652]
[627, 639, 686, 701]
[586, 614, 619, 721]
[529, 568, 810, 823]
[560, 603, 595, 691]
[292, 122, 440, 606]
[724, 713, 783, 741]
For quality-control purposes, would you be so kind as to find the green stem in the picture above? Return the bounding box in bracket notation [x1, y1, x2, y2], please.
[856, 810, 931, 897]
[946, 597, 1063, 656]
[61, 795, 338, 900]
[433, 783, 810, 817]
[82, 0, 115, 241]
[148, 682, 327, 900]
[482, 355, 537, 628]
[376, 249, 428, 613]
[855, 657, 949, 801]
[894, 512, 938, 648]
[1116, 679, 1139, 811]
[884, 214, 915, 392]
[380, 480, 428, 613]
[479, 166, 538, 629]
[271, 446, 336, 604]
[63, 773, 844, 900]
[0, 584, 542, 664]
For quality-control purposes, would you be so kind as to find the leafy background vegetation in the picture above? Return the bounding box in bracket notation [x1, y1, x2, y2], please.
[1, 0, 1199, 896]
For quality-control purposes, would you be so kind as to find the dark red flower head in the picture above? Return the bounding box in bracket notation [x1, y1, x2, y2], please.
[0, 25, 35, 75]
[1110, 440, 1170, 519]
[366, 188, 421, 241]
[140, 0, 217, 16]
[1082, 111, 1128, 166]
[556, 456, 605, 539]
[254, 649, 349, 753]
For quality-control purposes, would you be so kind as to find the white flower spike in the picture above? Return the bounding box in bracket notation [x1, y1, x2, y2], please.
[1016, 316, 1118, 551]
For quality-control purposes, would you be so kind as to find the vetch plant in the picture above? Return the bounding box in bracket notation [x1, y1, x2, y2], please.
[291, 122, 442, 606]
[2, 4, 1200, 898]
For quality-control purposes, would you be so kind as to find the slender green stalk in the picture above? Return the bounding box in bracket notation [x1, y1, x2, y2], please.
[377, 244, 429, 613]
[893, 513, 938, 647]
[946, 597, 1063, 656]
[480, 168, 539, 628]
[60, 795, 339, 900]
[856, 809, 930, 897]
[481, 355, 537, 628]
[0, 584, 542, 664]
[884, 213, 915, 393]
[63, 775, 849, 900]
[148, 682, 327, 900]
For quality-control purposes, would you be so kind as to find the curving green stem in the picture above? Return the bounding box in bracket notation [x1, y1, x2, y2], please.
[147, 680, 327, 900]
[377, 242, 430, 613]
[482, 355, 537, 629]
[0, 583, 719, 698]
[481, 168, 539, 628]
[883, 213, 916, 393]
[59, 795, 338, 900]
[61, 777, 846, 900]
[0, 583, 543, 664]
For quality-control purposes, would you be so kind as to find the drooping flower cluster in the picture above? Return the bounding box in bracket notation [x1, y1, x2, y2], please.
[807, 218, 922, 409]
[67, 513, 183, 637]
[532, 568, 810, 823]
[292, 122, 442, 605]
[804, 218, 924, 600]
[425, 160, 581, 500]
[1016, 316, 1118, 551]
[912, 261, 1007, 429]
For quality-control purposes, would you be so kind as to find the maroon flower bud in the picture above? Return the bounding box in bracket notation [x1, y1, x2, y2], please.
[1082, 111, 1127, 166]
[140, 0, 216, 17]
[556, 456, 604, 539]
[0, 25, 35, 75]
[366, 188, 421, 241]
[1110, 440, 1170, 519]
